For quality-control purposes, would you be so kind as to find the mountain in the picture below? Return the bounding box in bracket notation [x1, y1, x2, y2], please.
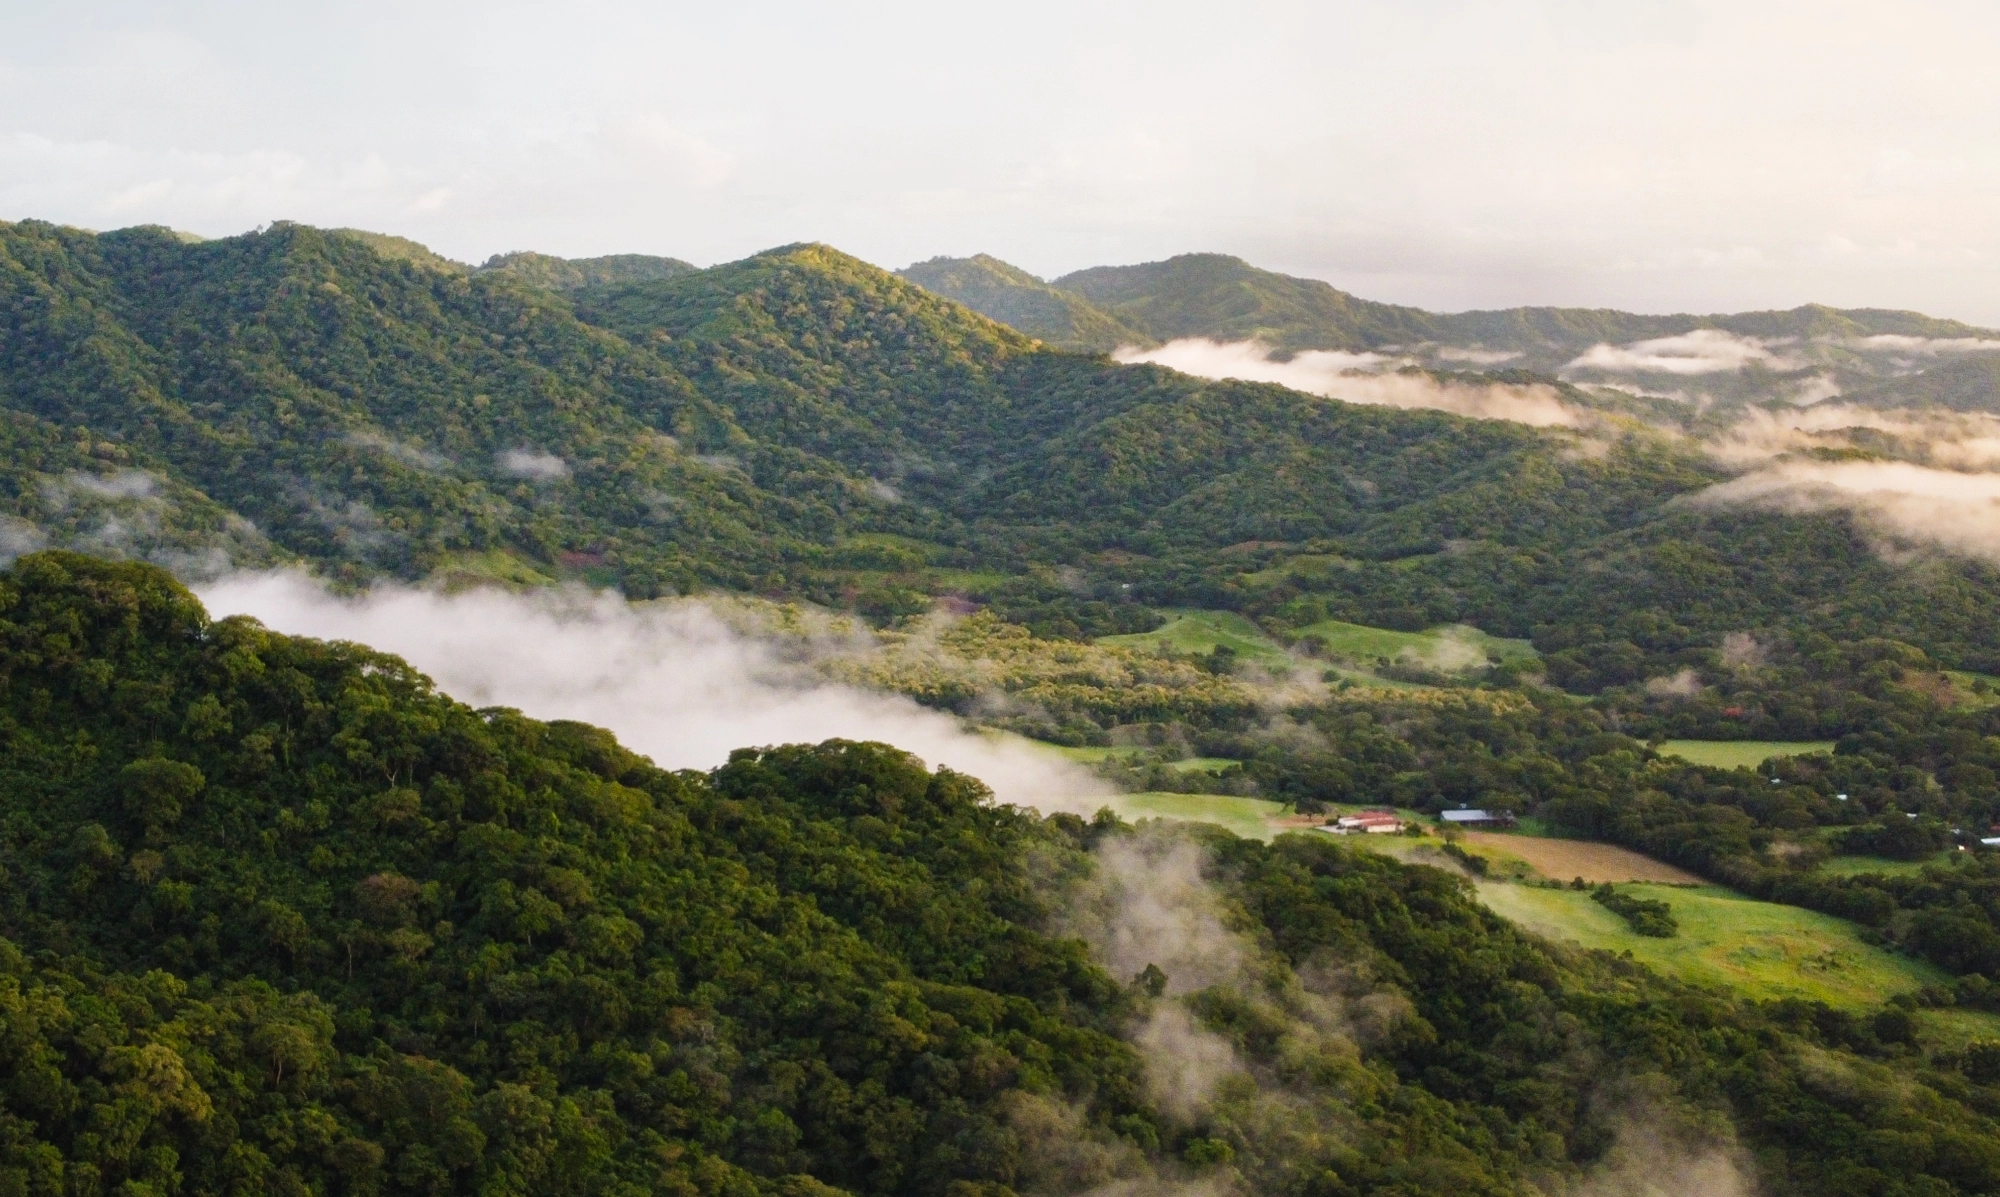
[1055, 252, 1438, 351]
[10, 218, 2000, 685]
[894, 255, 1147, 352]
[0, 551, 1994, 1197]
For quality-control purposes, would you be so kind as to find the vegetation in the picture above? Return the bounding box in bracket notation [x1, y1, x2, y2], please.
[16, 218, 2000, 691]
[895, 257, 1145, 353]
[8, 552, 2000, 1196]
[1590, 882, 1680, 936]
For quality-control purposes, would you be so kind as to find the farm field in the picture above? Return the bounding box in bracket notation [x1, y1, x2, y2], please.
[1292, 618, 1538, 669]
[1659, 739, 1835, 768]
[1459, 831, 1703, 883]
[1099, 609, 1291, 664]
[1475, 881, 1944, 1009]
[1099, 792, 1287, 841]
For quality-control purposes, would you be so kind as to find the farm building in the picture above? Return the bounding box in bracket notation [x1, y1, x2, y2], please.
[1323, 810, 1404, 835]
[1439, 809, 1515, 828]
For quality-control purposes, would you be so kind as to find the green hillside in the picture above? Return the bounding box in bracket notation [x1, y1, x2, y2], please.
[1055, 252, 1438, 351]
[13, 218, 2000, 684]
[1, 552, 1997, 1197]
[896, 255, 1147, 352]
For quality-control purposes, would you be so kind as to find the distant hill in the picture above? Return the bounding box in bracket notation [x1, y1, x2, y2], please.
[911, 250, 2000, 409]
[1055, 252, 1439, 351]
[895, 255, 1147, 351]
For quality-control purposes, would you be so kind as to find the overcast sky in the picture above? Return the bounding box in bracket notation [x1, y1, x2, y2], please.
[6, 1, 1999, 322]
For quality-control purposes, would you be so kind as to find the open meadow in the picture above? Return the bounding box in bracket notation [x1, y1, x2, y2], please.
[1475, 881, 1943, 1009]
[1292, 617, 1538, 669]
[1098, 609, 1292, 664]
[1659, 739, 1836, 768]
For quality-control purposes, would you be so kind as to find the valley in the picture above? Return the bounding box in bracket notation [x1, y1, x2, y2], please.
[6, 218, 2000, 1196]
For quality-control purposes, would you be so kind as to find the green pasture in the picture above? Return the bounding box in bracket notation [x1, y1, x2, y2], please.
[1097, 792, 1288, 841]
[1476, 881, 1942, 1009]
[1164, 757, 1240, 774]
[1036, 743, 1238, 774]
[1099, 609, 1291, 663]
[1044, 744, 1145, 764]
[1292, 618, 1537, 669]
[1659, 740, 1835, 769]
[1816, 852, 1957, 878]
[428, 549, 556, 589]
[1915, 1007, 2000, 1051]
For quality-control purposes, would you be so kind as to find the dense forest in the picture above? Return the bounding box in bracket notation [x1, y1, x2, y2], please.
[3, 553, 2000, 1197]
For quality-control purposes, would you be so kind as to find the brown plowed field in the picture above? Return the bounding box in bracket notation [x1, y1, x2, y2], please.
[1462, 832, 1703, 884]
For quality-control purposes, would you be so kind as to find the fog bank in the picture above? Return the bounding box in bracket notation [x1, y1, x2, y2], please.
[196, 571, 1111, 814]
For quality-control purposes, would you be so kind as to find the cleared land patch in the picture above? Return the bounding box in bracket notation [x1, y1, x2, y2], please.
[1460, 832, 1703, 883]
[1476, 882, 1944, 1008]
[1660, 739, 1835, 769]
[1817, 852, 1957, 878]
[1293, 618, 1538, 669]
[1099, 609, 1290, 663]
[1098, 792, 1286, 841]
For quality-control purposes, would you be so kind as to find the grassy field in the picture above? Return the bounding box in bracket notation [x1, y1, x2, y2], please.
[1043, 744, 1146, 764]
[1099, 792, 1288, 841]
[1292, 618, 1538, 669]
[1459, 832, 1703, 883]
[1659, 740, 1835, 769]
[1817, 852, 1957, 878]
[1476, 881, 1944, 1008]
[1099, 609, 1291, 664]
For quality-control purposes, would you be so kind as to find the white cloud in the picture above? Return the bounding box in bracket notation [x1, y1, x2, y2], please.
[195, 572, 1112, 815]
[1116, 338, 1585, 427]
[1693, 459, 2000, 562]
[1565, 329, 1796, 375]
[1434, 346, 1522, 366]
[497, 448, 570, 480]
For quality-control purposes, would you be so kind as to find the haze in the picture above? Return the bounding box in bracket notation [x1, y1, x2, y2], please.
[4, 1, 1999, 322]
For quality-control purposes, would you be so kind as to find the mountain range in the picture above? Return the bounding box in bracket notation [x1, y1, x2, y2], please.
[899, 251, 2000, 411]
[6, 218, 2000, 689]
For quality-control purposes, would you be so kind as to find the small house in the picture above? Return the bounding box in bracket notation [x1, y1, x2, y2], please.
[1439, 809, 1514, 829]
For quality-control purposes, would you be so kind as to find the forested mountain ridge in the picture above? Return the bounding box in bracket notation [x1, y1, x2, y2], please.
[10, 218, 2000, 684]
[2, 551, 1998, 1197]
[907, 250, 2000, 410]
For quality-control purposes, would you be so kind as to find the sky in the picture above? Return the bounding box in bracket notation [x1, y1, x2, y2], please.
[5, 0, 2000, 322]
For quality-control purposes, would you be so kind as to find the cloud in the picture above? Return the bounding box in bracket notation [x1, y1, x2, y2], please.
[1703, 404, 2000, 469]
[346, 430, 448, 470]
[1565, 329, 1795, 375]
[1115, 339, 1586, 428]
[496, 448, 571, 480]
[1433, 346, 1522, 366]
[1690, 459, 2000, 562]
[195, 571, 1111, 814]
